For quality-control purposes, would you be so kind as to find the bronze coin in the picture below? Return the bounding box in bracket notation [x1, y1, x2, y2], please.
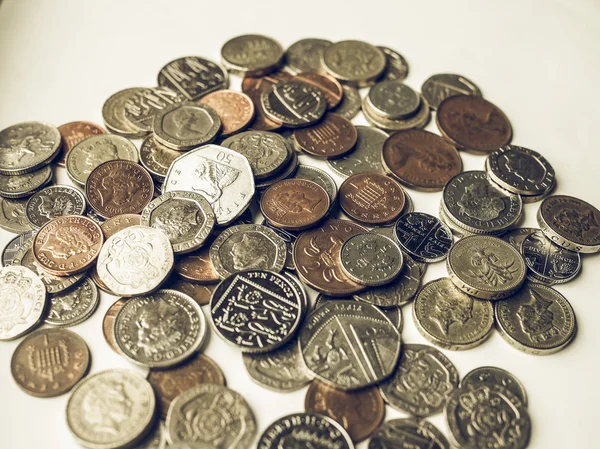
[199, 90, 254, 136]
[100, 213, 142, 239]
[33, 215, 103, 276]
[89, 264, 113, 293]
[167, 277, 216, 306]
[11, 328, 90, 397]
[339, 173, 405, 225]
[293, 113, 357, 159]
[174, 244, 220, 284]
[56, 121, 106, 167]
[305, 379, 385, 443]
[292, 72, 343, 109]
[382, 129, 463, 191]
[242, 70, 292, 131]
[436, 94, 512, 153]
[85, 160, 154, 218]
[102, 298, 127, 353]
[147, 352, 226, 420]
[293, 218, 367, 296]
[261, 179, 330, 231]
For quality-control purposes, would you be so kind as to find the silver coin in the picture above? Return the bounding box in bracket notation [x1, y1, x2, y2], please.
[447, 235, 527, 300]
[340, 233, 403, 287]
[66, 134, 139, 186]
[1, 229, 36, 266]
[500, 227, 538, 251]
[461, 366, 528, 407]
[157, 56, 228, 101]
[438, 202, 473, 238]
[328, 126, 388, 177]
[369, 418, 449, 449]
[67, 369, 156, 449]
[166, 384, 256, 448]
[421, 73, 482, 110]
[86, 207, 106, 224]
[102, 87, 148, 137]
[0, 121, 61, 175]
[0, 165, 53, 199]
[210, 270, 302, 353]
[378, 46, 410, 82]
[294, 164, 338, 206]
[362, 93, 431, 131]
[316, 293, 403, 331]
[141, 191, 215, 254]
[163, 144, 255, 226]
[124, 86, 184, 133]
[209, 224, 286, 278]
[45, 278, 98, 327]
[413, 278, 494, 350]
[25, 185, 86, 229]
[0, 197, 33, 233]
[97, 225, 174, 297]
[299, 300, 401, 390]
[445, 384, 530, 449]
[255, 150, 299, 190]
[259, 221, 297, 271]
[168, 442, 215, 449]
[221, 130, 291, 180]
[261, 81, 327, 128]
[379, 344, 459, 417]
[132, 421, 167, 449]
[153, 102, 221, 150]
[322, 40, 386, 87]
[285, 38, 332, 74]
[331, 85, 362, 120]
[521, 230, 581, 284]
[495, 282, 576, 355]
[139, 135, 181, 180]
[367, 80, 421, 119]
[282, 270, 308, 315]
[394, 212, 453, 263]
[258, 413, 353, 449]
[114, 289, 206, 368]
[442, 171, 523, 234]
[221, 34, 283, 76]
[0, 265, 46, 340]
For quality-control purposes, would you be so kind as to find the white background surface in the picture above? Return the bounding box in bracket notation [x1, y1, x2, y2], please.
[1, 0, 600, 448]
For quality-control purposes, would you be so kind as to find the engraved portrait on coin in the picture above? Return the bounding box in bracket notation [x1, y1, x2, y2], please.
[0, 122, 61, 175]
[45, 278, 98, 327]
[153, 103, 221, 150]
[26, 185, 86, 228]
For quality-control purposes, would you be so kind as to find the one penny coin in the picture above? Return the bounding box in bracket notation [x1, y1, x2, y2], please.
[436, 94, 512, 153]
[305, 380, 385, 443]
[382, 129, 462, 191]
[33, 215, 103, 276]
[11, 328, 90, 397]
[242, 70, 292, 131]
[85, 160, 154, 219]
[102, 298, 127, 353]
[292, 72, 343, 109]
[167, 277, 216, 306]
[339, 173, 405, 225]
[175, 244, 220, 284]
[199, 90, 255, 136]
[293, 113, 357, 159]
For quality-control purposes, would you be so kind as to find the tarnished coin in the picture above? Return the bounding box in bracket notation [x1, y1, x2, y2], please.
[257, 413, 352, 449]
[100, 213, 141, 238]
[445, 384, 530, 449]
[221, 34, 283, 76]
[242, 70, 291, 132]
[0, 265, 46, 340]
[139, 136, 181, 180]
[292, 113, 357, 159]
[134, 422, 167, 449]
[294, 164, 338, 206]
[260, 221, 297, 271]
[1, 229, 36, 266]
[292, 72, 343, 109]
[166, 384, 256, 448]
[102, 298, 127, 353]
[305, 380, 385, 443]
[148, 352, 225, 420]
[322, 40, 386, 86]
[316, 293, 403, 331]
[447, 235, 527, 300]
[285, 38, 331, 74]
[521, 231, 581, 284]
[436, 95, 512, 153]
[157, 56, 228, 101]
[97, 225, 174, 297]
[124, 86, 183, 133]
[367, 80, 421, 119]
[114, 289, 206, 368]
[167, 278, 216, 306]
[198, 90, 254, 136]
[66, 134, 139, 186]
[0, 121, 61, 175]
[242, 338, 312, 392]
[45, 278, 98, 327]
[0, 197, 33, 233]
[462, 366, 528, 406]
[56, 121, 107, 167]
[328, 126, 388, 177]
[0, 165, 53, 199]
[261, 80, 327, 128]
[379, 344, 459, 416]
[394, 212, 453, 263]
[369, 418, 450, 449]
[102, 87, 148, 137]
[382, 129, 462, 191]
[422, 73, 482, 110]
[413, 278, 494, 350]
[254, 150, 299, 190]
[331, 85, 361, 120]
[363, 93, 431, 132]
[495, 282, 576, 355]
[378, 46, 410, 81]
[67, 369, 156, 449]
[164, 145, 254, 226]
[210, 270, 302, 352]
[25, 185, 86, 228]
[153, 102, 221, 150]
[501, 227, 537, 251]
[537, 194, 600, 253]
[175, 245, 220, 284]
[11, 328, 89, 396]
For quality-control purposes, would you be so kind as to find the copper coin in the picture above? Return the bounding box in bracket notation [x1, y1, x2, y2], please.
[436, 94, 512, 153]
[174, 244, 220, 284]
[293, 218, 367, 296]
[339, 173, 405, 225]
[56, 121, 107, 167]
[382, 129, 463, 191]
[261, 179, 330, 231]
[102, 297, 127, 353]
[85, 160, 154, 218]
[305, 380, 385, 443]
[147, 352, 226, 420]
[11, 328, 90, 397]
[100, 213, 142, 239]
[293, 113, 357, 159]
[292, 72, 343, 109]
[32, 215, 103, 276]
[198, 90, 254, 136]
[167, 277, 216, 306]
[242, 70, 292, 131]
[89, 264, 113, 293]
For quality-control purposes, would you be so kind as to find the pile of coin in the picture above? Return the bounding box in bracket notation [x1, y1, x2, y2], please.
[1, 33, 599, 449]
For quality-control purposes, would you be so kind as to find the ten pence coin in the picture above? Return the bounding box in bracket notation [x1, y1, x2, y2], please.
[322, 40, 386, 87]
[101, 87, 148, 137]
[44, 277, 99, 327]
[331, 85, 361, 120]
[328, 126, 388, 177]
[56, 121, 106, 167]
[378, 46, 409, 82]
[157, 56, 228, 101]
[261, 81, 327, 128]
[221, 34, 283, 76]
[285, 38, 332, 74]
[25, 184, 87, 229]
[199, 90, 254, 136]
[369, 418, 450, 449]
[124, 86, 183, 133]
[292, 113, 357, 159]
[421, 73, 482, 110]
